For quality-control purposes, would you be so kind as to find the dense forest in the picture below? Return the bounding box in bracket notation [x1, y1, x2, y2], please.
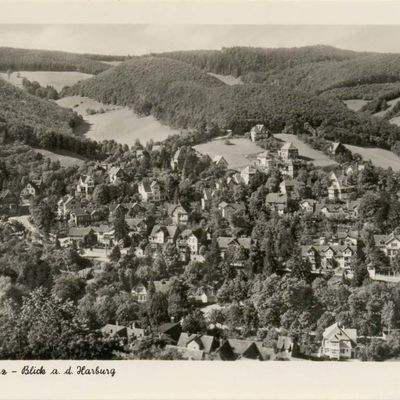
[0, 47, 111, 74]
[65, 55, 400, 152]
[157, 46, 400, 102]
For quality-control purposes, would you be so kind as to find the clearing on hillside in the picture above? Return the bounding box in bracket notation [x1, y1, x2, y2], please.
[273, 133, 337, 167]
[34, 148, 86, 168]
[343, 99, 369, 112]
[0, 71, 93, 91]
[208, 73, 243, 86]
[344, 144, 400, 171]
[374, 97, 400, 118]
[56, 95, 180, 146]
[194, 138, 264, 170]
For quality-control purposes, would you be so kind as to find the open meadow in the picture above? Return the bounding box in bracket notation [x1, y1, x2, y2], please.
[344, 144, 400, 171]
[194, 138, 264, 170]
[208, 72, 243, 86]
[56, 95, 180, 146]
[273, 133, 337, 167]
[342, 99, 369, 112]
[33, 148, 86, 167]
[0, 71, 93, 91]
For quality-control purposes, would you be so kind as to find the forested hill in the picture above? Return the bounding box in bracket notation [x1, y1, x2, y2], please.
[0, 47, 111, 75]
[65, 55, 400, 151]
[155, 46, 400, 98]
[0, 77, 79, 138]
[155, 45, 359, 79]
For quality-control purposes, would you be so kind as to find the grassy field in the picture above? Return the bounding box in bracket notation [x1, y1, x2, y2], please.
[33, 148, 86, 167]
[344, 144, 400, 171]
[208, 73, 243, 86]
[194, 138, 264, 170]
[0, 71, 93, 91]
[57, 95, 180, 146]
[342, 99, 369, 112]
[273, 133, 337, 167]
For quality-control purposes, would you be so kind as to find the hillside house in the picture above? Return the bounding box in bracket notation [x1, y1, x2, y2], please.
[170, 148, 185, 170]
[328, 172, 354, 201]
[108, 166, 126, 184]
[329, 142, 347, 156]
[57, 195, 79, 218]
[201, 189, 215, 210]
[217, 236, 252, 266]
[177, 229, 204, 259]
[265, 193, 288, 215]
[155, 322, 182, 342]
[319, 323, 357, 360]
[278, 142, 298, 161]
[374, 232, 400, 262]
[131, 283, 148, 303]
[69, 209, 92, 226]
[168, 203, 189, 225]
[279, 179, 305, 199]
[177, 333, 218, 355]
[299, 199, 317, 213]
[218, 201, 243, 220]
[0, 190, 18, 212]
[138, 180, 162, 203]
[256, 151, 276, 171]
[301, 244, 356, 271]
[316, 201, 359, 220]
[20, 180, 43, 198]
[213, 155, 229, 169]
[76, 175, 95, 196]
[276, 336, 297, 360]
[149, 225, 179, 245]
[250, 124, 269, 142]
[240, 166, 257, 185]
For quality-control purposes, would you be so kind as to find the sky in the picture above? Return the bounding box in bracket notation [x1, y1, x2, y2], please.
[1, 24, 400, 55]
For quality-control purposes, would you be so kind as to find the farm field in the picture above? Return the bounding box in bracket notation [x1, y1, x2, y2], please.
[56, 95, 180, 146]
[194, 138, 264, 170]
[33, 148, 86, 167]
[208, 73, 243, 86]
[273, 133, 337, 167]
[0, 71, 93, 91]
[343, 99, 369, 111]
[344, 144, 400, 171]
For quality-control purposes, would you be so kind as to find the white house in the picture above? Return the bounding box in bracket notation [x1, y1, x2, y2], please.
[319, 323, 357, 360]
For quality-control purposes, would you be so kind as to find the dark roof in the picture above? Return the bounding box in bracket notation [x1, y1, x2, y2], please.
[177, 333, 216, 353]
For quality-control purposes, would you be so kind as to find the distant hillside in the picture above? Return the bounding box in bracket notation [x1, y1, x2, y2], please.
[157, 46, 400, 100]
[0, 47, 110, 75]
[156, 46, 358, 79]
[65, 55, 400, 152]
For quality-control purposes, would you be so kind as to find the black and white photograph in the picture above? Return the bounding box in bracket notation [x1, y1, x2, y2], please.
[3, 0, 400, 397]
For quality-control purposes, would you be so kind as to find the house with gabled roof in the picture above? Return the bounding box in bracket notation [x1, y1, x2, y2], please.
[138, 180, 162, 203]
[21, 180, 43, 198]
[177, 333, 218, 354]
[240, 166, 257, 185]
[57, 195, 79, 218]
[149, 224, 179, 244]
[201, 188, 215, 210]
[265, 193, 288, 215]
[108, 166, 127, 184]
[329, 142, 347, 156]
[256, 151, 276, 171]
[374, 232, 400, 262]
[250, 124, 269, 142]
[177, 228, 205, 259]
[168, 203, 189, 225]
[279, 179, 305, 199]
[76, 175, 95, 196]
[328, 172, 355, 201]
[213, 155, 229, 169]
[299, 199, 317, 213]
[278, 142, 298, 160]
[226, 339, 264, 360]
[218, 201, 243, 220]
[319, 322, 357, 360]
[301, 244, 356, 271]
[131, 283, 148, 303]
[100, 324, 128, 339]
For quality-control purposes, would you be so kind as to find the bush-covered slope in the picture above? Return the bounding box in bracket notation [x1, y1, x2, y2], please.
[65, 55, 400, 151]
[0, 77, 78, 135]
[0, 47, 110, 74]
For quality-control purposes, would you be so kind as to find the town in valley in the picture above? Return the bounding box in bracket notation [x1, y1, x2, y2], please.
[2, 42, 400, 361]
